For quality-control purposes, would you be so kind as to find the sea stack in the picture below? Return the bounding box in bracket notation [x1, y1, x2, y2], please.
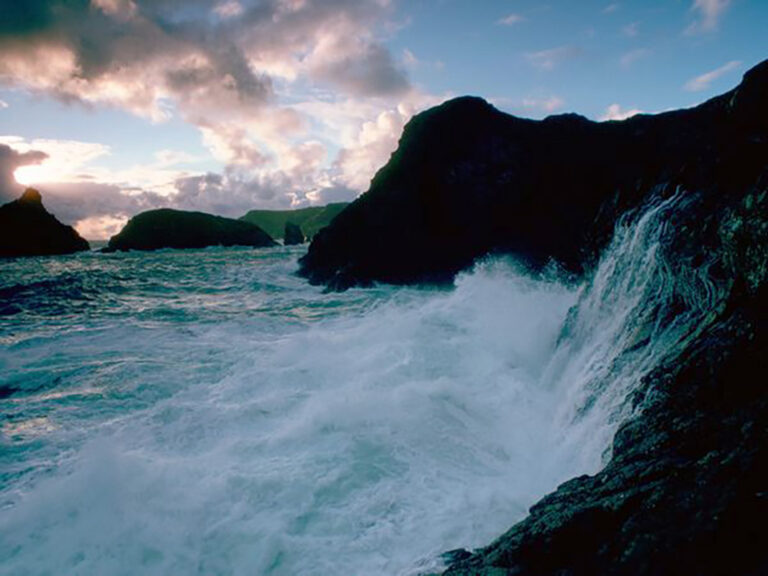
[0, 188, 90, 257]
[283, 221, 305, 245]
[105, 208, 277, 252]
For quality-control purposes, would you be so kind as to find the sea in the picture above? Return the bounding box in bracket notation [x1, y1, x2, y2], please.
[0, 196, 716, 575]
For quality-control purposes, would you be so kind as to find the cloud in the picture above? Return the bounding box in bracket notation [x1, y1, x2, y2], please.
[599, 104, 643, 121]
[213, 0, 244, 19]
[684, 60, 741, 92]
[0, 143, 48, 203]
[620, 48, 651, 68]
[0, 1, 439, 229]
[0, 1, 413, 149]
[686, 0, 732, 34]
[525, 46, 581, 71]
[0, 99, 8, 109]
[310, 42, 410, 98]
[498, 14, 525, 26]
[0, 136, 112, 186]
[521, 96, 565, 114]
[622, 22, 639, 37]
[603, 3, 620, 14]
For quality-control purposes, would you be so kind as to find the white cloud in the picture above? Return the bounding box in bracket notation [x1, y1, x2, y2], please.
[525, 46, 581, 71]
[0, 99, 8, 109]
[622, 22, 639, 37]
[684, 60, 741, 92]
[213, 0, 244, 19]
[686, 0, 732, 34]
[599, 104, 643, 121]
[0, 136, 208, 197]
[402, 49, 419, 67]
[75, 214, 129, 240]
[498, 14, 525, 26]
[603, 3, 620, 14]
[522, 96, 565, 113]
[0, 136, 111, 185]
[620, 48, 651, 68]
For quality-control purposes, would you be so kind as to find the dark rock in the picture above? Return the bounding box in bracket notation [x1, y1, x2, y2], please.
[283, 221, 305, 245]
[444, 284, 768, 576]
[0, 188, 90, 257]
[105, 208, 276, 252]
[437, 63, 768, 576]
[299, 60, 768, 291]
[294, 59, 768, 574]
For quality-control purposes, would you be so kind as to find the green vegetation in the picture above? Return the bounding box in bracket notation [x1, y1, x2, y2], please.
[239, 203, 348, 240]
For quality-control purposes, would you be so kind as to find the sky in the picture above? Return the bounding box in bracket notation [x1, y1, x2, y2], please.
[0, 0, 766, 239]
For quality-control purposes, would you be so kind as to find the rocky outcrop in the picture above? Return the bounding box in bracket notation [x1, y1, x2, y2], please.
[0, 188, 90, 257]
[442, 184, 768, 575]
[299, 60, 768, 291]
[240, 203, 348, 240]
[283, 221, 305, 245]
[294, 59, 768, 575]
[105, 208, 276, 252]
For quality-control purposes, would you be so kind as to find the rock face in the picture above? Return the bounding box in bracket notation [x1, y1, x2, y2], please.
[296, 59, 768, 575]
[300, 60, 768, 291]
[105, 208, 276, 252]
[240, 203, 348, 240]
[0, 188, 90, 257]
[443, 187, 768, 575]
[283, 221, 305, 245]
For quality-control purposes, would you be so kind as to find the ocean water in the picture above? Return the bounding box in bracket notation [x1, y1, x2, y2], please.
[0, 197, 717, 575]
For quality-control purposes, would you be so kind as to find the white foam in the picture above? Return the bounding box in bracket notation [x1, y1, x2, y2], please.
[0, 196, 718, 575]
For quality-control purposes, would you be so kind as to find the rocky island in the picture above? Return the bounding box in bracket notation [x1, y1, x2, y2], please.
[283, 221, 305, 245]
[300, 60, 768, 574]
[0, 188, 90, 257]
[105, 208, 276, 252]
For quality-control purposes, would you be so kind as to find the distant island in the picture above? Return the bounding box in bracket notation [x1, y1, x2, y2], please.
[240, 203, 348, 240]
[0, 188, 90, 257]
[104, 208, 276, 252]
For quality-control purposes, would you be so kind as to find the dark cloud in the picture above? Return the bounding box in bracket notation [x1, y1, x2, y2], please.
[312, 43, 411, 98]
[173, 170, 300, 217]
[37, 180, 166, 225]
[0, 0, 409, 114]
[0, 144, 47, 203]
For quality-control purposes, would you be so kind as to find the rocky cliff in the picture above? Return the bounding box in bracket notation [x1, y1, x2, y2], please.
[0, 188, 90, 257]
[299, 60, 768, 292]
[298, 59, 768, 574]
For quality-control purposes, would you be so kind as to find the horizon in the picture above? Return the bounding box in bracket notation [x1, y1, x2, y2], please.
[1, 0, 767, 239]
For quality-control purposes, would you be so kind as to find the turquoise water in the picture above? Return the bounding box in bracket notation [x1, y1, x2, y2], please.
[0, 203, 714, 575]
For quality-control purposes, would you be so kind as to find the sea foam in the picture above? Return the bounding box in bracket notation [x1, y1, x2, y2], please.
[0, 195, 715, 575]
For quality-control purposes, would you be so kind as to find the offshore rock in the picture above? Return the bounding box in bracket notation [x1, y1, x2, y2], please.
[0, 188, 90, 257]
[105, 208, 276, 252]
[283, 221, 305, 245]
